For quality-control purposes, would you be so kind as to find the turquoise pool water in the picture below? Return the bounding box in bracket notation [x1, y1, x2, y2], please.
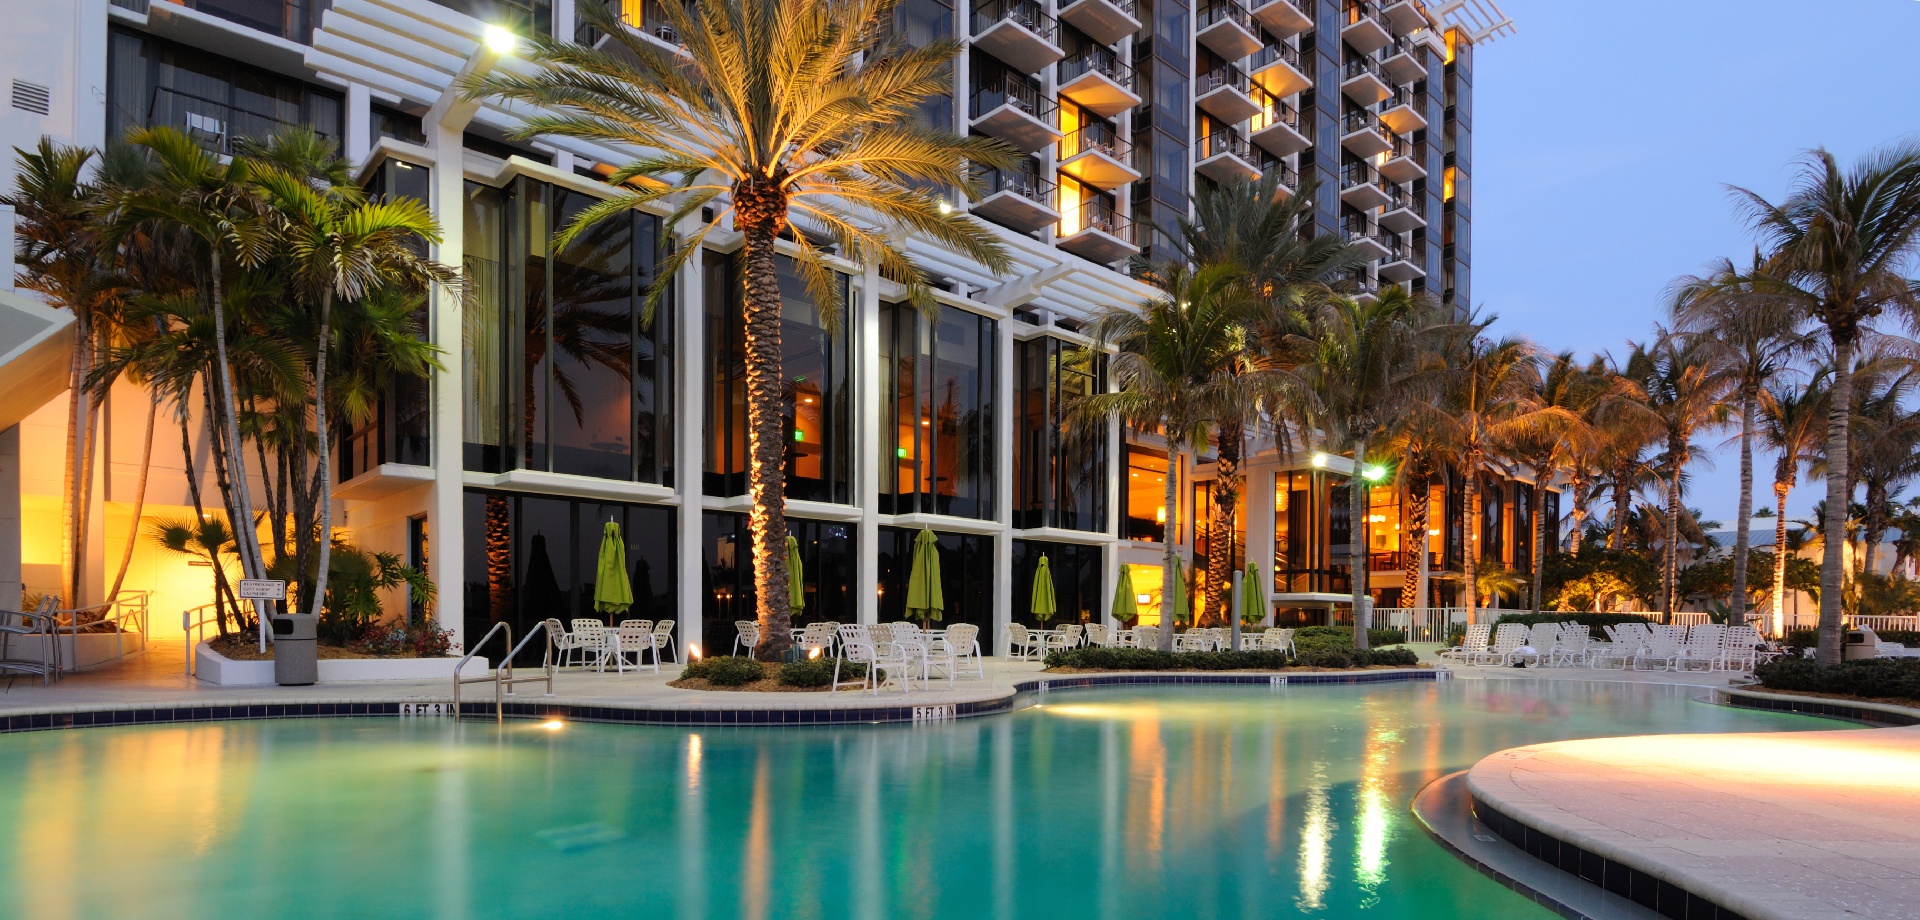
[0, 681, 1837, 920]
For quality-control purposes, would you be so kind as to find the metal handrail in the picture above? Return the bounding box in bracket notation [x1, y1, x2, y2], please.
[183, 603, 224, 677]
[1342, 56, 1383, 81]
[1060, 123, 1131, 164]
[1341, 160, 1380, 189]
[0, 600, 59, 685]
[1196, 63, 1251, 97]
[1058, 48, 1134, 90]
[452, 620, 556, 723]
[1342, 109, 1385, 135]
[1198, 0, 1252, 32]
[972, 0, 1057, 42]
[50, 597, 150, 672]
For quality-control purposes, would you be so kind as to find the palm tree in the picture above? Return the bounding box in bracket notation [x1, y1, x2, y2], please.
[1731, 143, 1920, 664]
[1434, 318, 1541, 616]
[1759, 377, 1828, 635]
[1173, 174, 1362, 623]
[1276, 288, 1447, 647]
[468, 0, 1014, 659]
[1633, 332, 1731, 619]
[3, 140, 128, 608]
[1078, 264, 1264, 649]
[1671, 255, 1808, 622]
[1500, 351, 1598, 614]
[1848, 363, 1920, 575]
[1590, 347, 1661, 554]
[251, 148, 454, 618]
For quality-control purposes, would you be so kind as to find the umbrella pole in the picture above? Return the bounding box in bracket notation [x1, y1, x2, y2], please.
[1230, 569, 1242, 651]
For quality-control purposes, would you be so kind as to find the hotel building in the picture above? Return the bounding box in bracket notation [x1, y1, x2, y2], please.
[0, 0, 1531, 657]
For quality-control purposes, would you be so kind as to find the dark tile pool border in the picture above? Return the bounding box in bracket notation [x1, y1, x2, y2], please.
[1721, 687, 1920, 726]
[0, 668, 1436, 734]
[1471, 796, 1750, 920]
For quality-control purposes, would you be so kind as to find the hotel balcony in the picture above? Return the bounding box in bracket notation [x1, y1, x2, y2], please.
[1057, 0, 1140, 46]
[1340, 162, 1390, 212]
[1380, 0, 1427, 34]
[1340, 56, 1391, 106]
[1195, 64, 1261, 124]
[1341, 0, 1392, 55]
[1377, 87, 1426, 134]
[970, 79, 1063, 152]
[1249, 99, 1310, 156]
[1195, 129, 1261, 184]
[1058, 202, 1139, 263]
[1058, 49, 1141, 118]
[143, 0, 318, 43]
[1378, 236, 1425, 283]
[1379, 34, 1425, 85]
[971, 0, 1064, 74]
[973, 166, 1060, 233]
[1249, 0, 1311, 37]
[1341, 224, 1389, 262]
[1246, 42, 1311, 99]
[1197, 0, 1262, 61]
[1340, 109, 1393, 159]
[1378, 132, 1425, 183]
[1059, 125, 1140, 190]
[1379, 182, 1427, 233]
[577, 0, 688, 49]
[1265, 160, 1301, 197]
[1340, 268, 1381, 302]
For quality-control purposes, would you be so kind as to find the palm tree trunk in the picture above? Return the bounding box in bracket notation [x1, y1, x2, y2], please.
[1529, 478, 1546, 615]
[1772, 481, 1791, 637]
[735, 199, 793, 662]
[1160, 443, 1180, 651]
[1664, 455, 1682, 621]
[1817, 337, 1854, 665]
[1208, 419, 1241, 628]
[1862, 482, 1886, 575]
[1730, 386, 1756, 626]
[207, 253, 270, 638]
[308, 291, 335, 619]
[1568, 472, 1588, 555]
[1350, 465, 1370, 650]
[1463, 452, 1482, 617]
[59, 316, 90, 609]
[1609, 460, 1632, 551]
[105, 393, 160, 603]
[1401, 461, 1429, 605]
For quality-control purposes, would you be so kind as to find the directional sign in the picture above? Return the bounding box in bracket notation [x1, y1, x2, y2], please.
[237, 579, 288, 601]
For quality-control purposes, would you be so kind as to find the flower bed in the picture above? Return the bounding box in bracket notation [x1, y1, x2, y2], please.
[193, 642, 459, 686]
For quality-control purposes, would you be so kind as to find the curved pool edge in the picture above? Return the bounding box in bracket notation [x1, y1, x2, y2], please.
[0, 667, 1440, 734]
[1719, 685, 1920, 726]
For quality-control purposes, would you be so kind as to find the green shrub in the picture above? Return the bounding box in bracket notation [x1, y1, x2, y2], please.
[1490, 612, 1654, 640]
[1445, 624, 1467, 648]
[1041, 645, 1421, 671]
[1295, 646, 1353, 668]
[681, 655, 765, 686]
[1754, 657, 1920, 701]
[1785, 627, 1920, 650]
[1292, 626, 1408, 647]
[777, 657, 867, 688]
[1367, 647, 1420, 667]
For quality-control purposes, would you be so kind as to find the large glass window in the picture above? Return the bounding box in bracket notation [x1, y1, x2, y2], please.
[877, 527, 993, 650]
[461, 178, 671, 483]
[1013, 337, 1107, 531]
[700, 513, 857, 648]
[703, 252, 853, 503]
[106, 28, 342, 152]
[1011, 540, 1102, 630]
[340, 158, 434, 480]
[462, 491, 675, 665]
[1192, 478, 1246, 622]
[881, 303, 996, 519]
[1275, 470, 1350, 595]
[1122, 447, 1169, 542]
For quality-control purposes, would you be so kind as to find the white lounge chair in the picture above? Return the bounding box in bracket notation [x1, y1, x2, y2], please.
[832, 624, 911, 694]
[939, 623, 986, 679]
[651, 620, 676, 663]
[1259, 627, 1297, 654]
[1132, 625, 1160, 650]
[1472, 624, 1529, 666]
[1633, 628, 1684, 671]
[1438, 624, 1492, 664]
[1720, 625, 1763, 672]
[1549, 624, 1591, 667]
[1861, 627, 1920, 658]
[1677, 624, 1724, 672]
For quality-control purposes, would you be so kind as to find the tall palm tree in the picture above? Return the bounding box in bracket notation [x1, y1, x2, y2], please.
[1434, 318, 1541, 616]
[469, 0, 1013, 659]
[1633, 332, 1731, 619]
[1500, 351, 1598, 614]
[1670, 255, 1808, 622]
[1173, 174, 1362, 623]
[1847, 362, 1920, 575]
[1759, 377, 1828, 635]
[1078, 264, 1264, 649]
[1591, 347, 1661, 554]
[1731, 144, 1920, 664]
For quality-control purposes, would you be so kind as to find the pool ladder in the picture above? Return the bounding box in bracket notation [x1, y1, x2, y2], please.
[452, 621, 556, 723]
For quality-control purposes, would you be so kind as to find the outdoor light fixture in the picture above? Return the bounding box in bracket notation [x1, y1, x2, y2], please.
[1137, 594, 1151, 605]
[1156, 506, 1167, 523]
[937, 199, 953, 215]
[1363, 464, 1388, 482]
[1311, 452, 1329, 468]
[687, 644, 701, 660]
[483, 25, 518, 55]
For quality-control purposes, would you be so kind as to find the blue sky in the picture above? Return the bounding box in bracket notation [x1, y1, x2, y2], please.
[1472, 0, 1920, 528]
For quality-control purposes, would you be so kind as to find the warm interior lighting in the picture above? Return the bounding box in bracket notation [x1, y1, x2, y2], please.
[1442, 166, 1457, 201]
[1429, 528, 1440, 536]
[1137, 594, 1152, 605]
[1155, 506, 1167, 524]
[1443, 28, 1458, 64]
[483, 25, 519, 55]
[541, 719, 564, 731]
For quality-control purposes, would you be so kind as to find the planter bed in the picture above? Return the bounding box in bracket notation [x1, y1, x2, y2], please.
[6, 631, 145, 670]
[194, 642, 459, 686]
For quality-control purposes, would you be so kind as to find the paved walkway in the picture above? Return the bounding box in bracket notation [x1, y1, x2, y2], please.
[1468, 724, 1920, 920]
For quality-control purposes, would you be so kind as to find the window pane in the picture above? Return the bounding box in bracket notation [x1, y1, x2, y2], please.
[546, 187, 634, 479]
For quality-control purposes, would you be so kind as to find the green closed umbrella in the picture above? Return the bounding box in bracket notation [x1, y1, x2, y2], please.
[593, 521, 633, 616]
[1240, 561, 1263, 627]
[905, 529, 944, 624]
[1169, 557, 1188, 628]
[1031, 554, 1058, 623]
[785, 535, 805, 611]
[1111, 564, 1138, 624]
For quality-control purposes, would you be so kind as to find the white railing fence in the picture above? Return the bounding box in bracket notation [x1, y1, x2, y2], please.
[183, 603, 225, 677]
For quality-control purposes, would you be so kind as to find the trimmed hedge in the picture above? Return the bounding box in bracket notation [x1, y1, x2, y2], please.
[777, 657, 866, 688]
[1488, 612, 1655, 641]
[1754, 656, 1920, 702]
[1042, 646, 1420, 671]
[681, 655, 765, 686]
[1293, 626, 1409, 647]
[1784, 627, 1920, 649]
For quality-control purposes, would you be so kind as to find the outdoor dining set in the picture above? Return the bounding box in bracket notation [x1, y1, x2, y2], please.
[546, 618, 678, 673]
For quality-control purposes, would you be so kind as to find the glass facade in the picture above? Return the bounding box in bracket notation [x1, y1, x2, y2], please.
[461, 490, 675, 664]
[703, 253, 852, 503]
[1013, 337, 1107, 531]
[700, 512, 857, 649]
[877, 527, 993, 648]
[106, 27, 342, 153]
[1011, 539, 1103, 629]
[881, 303, 997, 518]
[1274, 470, 1350, 595]
[1122, 447, 1170, 542]
[340, 157, 434, 481]
[459, 177, 672, 483]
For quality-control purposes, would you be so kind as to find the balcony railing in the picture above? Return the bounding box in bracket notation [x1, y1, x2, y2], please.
[1340, 215, 1378, 240]
[1196, 63, 1252, 96]
[577, 0, 689, 45]
[147, 86, 327, 155]
[1062, 201, 1133, 239]
[1379, 86, 1424, 112]
[1265, 160, 1301, 190]
[139, 0, 318, 43]
[1247, 41, 1306, 75]
[1383, 184, 1425, 217]
[1341, 162, 1380, 190]
[1060, 123, 1132, 164]
[981, 164, 1057, 204]
[1058, 47, 1135, 90]
[1198, 128, 1253, 162]
[1252, 98, 1302, 132]
[973, 0, 1058, 42]
[1387, 131, 1416, 161]
[1382, 34, 1419, 61]
[1343, 56, 1384, 82]
[1342, 109, 1385, 136]
[970, 77, 1055, 121]
[1198, 0, 1254, 32]
[1343, 0, 1378, 25]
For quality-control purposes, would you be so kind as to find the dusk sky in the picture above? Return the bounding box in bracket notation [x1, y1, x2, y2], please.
[1471, 0, 1920, 529]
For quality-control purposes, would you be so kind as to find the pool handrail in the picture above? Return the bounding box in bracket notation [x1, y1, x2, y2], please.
[453, 620, 557, 723]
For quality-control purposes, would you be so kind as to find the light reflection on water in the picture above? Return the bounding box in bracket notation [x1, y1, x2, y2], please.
[0, 681, 1840, 920]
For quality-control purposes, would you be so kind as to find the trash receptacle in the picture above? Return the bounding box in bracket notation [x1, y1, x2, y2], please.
[1844, 629, 1878, 661]
[272, 614, 319, 686]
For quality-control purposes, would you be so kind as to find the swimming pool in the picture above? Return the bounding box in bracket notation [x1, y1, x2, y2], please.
[0, 681, 1837, 919]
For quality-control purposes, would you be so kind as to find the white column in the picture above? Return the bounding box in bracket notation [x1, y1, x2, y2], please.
[855, 268, 881, 626]
[344, 83, 372, 166]
[552, 0, 577, 44]
[674, 225, 706, 656]
[990, 321, 1016, 654]
[1246, 464, 1275, 626]
[427, 123, 466, 649]
[0, 426, 19, 611]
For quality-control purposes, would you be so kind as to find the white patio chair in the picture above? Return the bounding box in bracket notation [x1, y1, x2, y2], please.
[1061, 624, 1085, 648]
[651, 620, 677, 664]
[615, 620, 657, 673]
[1677, 624, 1725, 671]
[1132, 625, 1160, 650]
[938, 623, 986, 679]
[546, 618, 585, 669]
[1633, 629, 1685, 671]
[1861, 626, 1920, 658]
[797, 623, 836, 660]
[573, 622, 609, 671]
[1085, 622, 1110, 647]
[1041, 627, 1078, 656]
[1258, 627, 1297, 654]
[1438, 624, 1492, 663]
[831, 624, 890, 694]
[1173, 629, 1209, 652]
[1008, 623, 1044, 660]
[733, 620, 761, 657]
[1720, 625, 1763, 672]
[1549, 624, 1592, 667]
[1471, 624, 1529, 666]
